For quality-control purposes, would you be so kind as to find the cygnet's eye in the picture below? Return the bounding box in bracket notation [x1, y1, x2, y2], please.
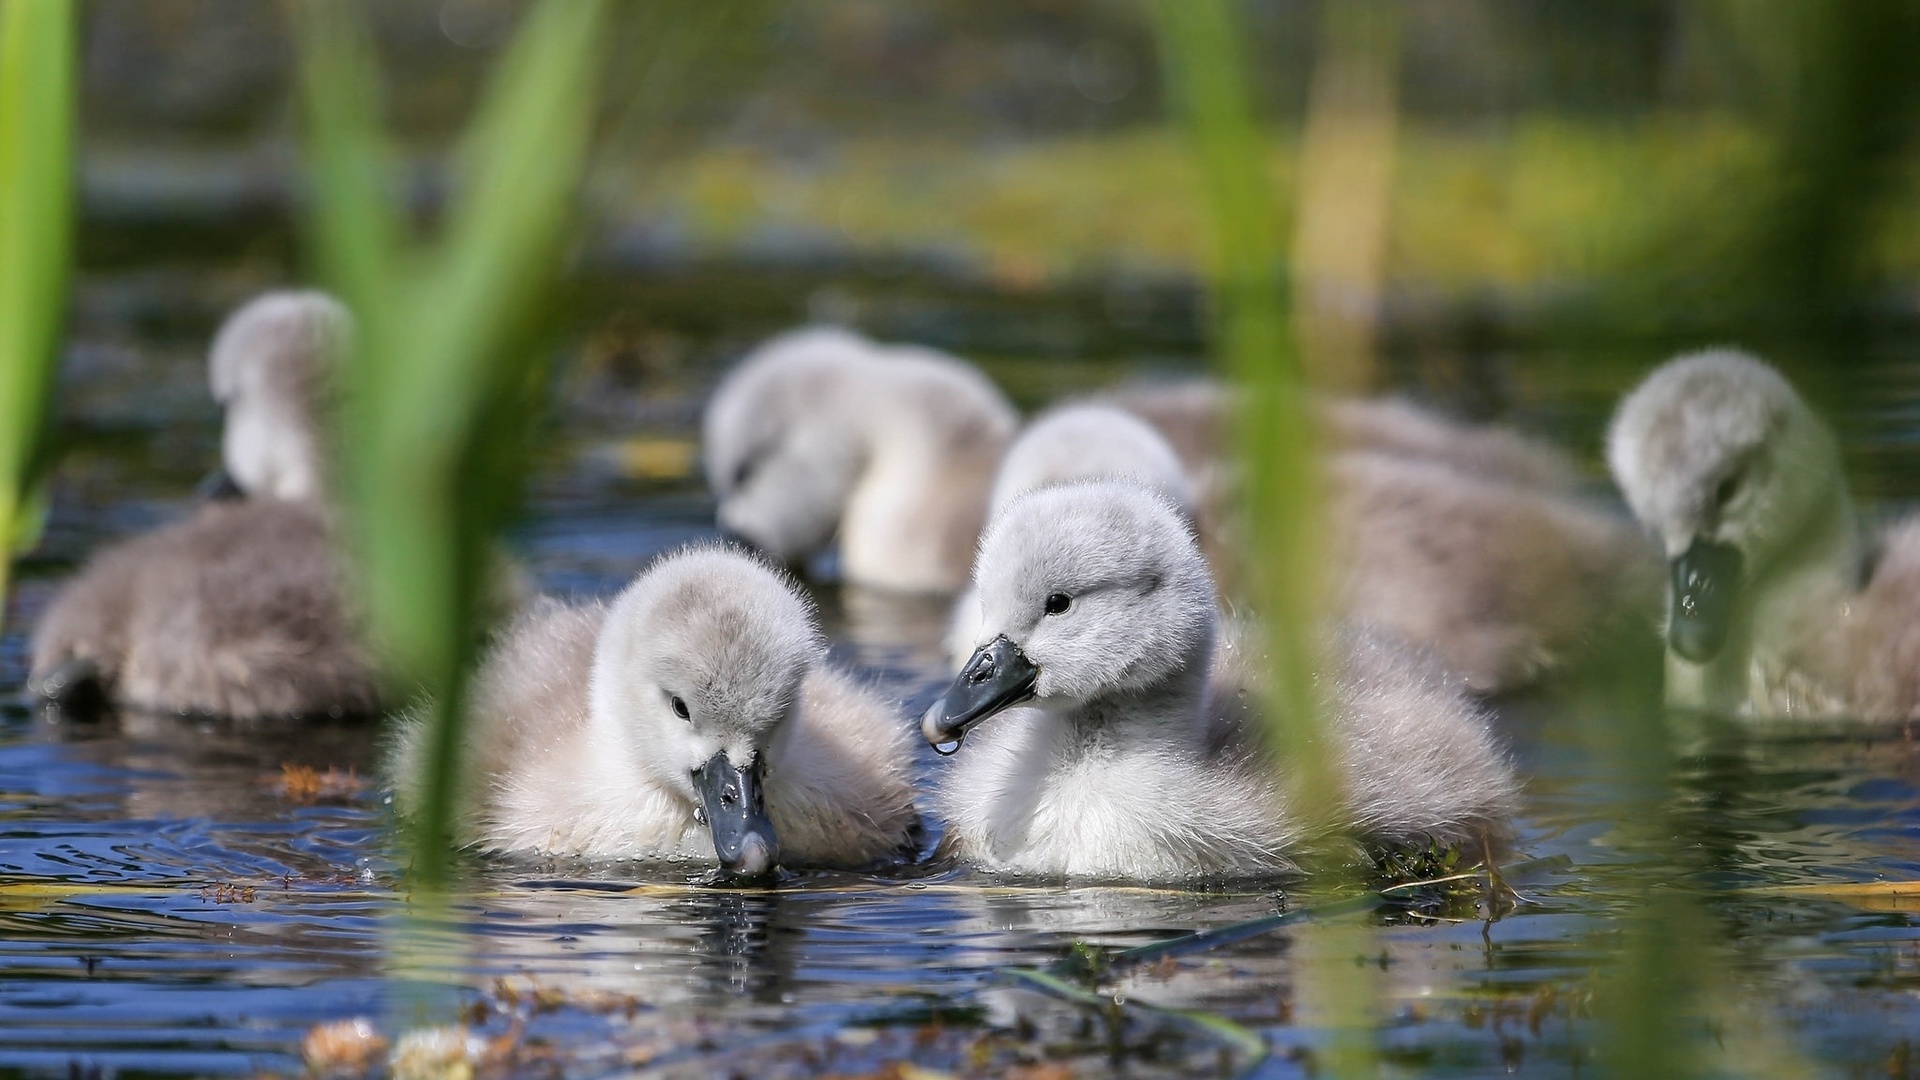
[1044, 592, 1072, 616]
[732, 460, 754, 491]
[1714, 471, 1743, 509]
[669, 694, 691, 721]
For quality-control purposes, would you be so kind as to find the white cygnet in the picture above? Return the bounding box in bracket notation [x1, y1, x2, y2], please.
[702, 326, 1018, 594]
[209, 291, 341, 501]
[924, 480, 1517, 881]
[945, 403, 1196, 665]
[29, 290, 381, 720]
[1608, 348, 1920, 720]
[388, 547, 920, 872]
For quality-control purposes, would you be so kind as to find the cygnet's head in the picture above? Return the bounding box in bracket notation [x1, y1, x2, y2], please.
[989, 404, 1195, 517]
[702, 327, 876, 564]
[1607, 349, 1846, 662]
[206, 290, 352, 502]
[922, 481, 1216, 749]
[588, 547, 824, 875]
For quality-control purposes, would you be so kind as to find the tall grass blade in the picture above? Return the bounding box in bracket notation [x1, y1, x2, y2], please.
[0, 0, 76, 631]
[295, 0, 606, 887]
[1145, 1, 1376, 1075]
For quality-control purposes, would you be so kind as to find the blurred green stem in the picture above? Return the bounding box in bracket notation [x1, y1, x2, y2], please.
[1147, 0, 1375, 1075]
[0, 0, 75, 632]
[296, 0, 605, 887]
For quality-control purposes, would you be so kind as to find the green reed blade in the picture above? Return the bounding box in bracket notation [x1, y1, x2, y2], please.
[1143, 2, 1325, 786]
[295, 0, 606, 888]
[0, 0, 75, 630]
[1145, 0, 1379, 1075]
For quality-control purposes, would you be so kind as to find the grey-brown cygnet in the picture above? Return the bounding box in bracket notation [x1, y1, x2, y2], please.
[702, 327, 1017, 594]
[924, 480, 1517, 881]
[1099, 378, 1585, 494]
[1609, 348, 1920, 720]
[1102, 378, 1657, 693]
[389, 547, 919, 872]
[29, 291, 381, 720]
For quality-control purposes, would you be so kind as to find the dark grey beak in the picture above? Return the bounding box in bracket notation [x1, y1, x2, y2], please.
[1669, 537, 1743, 663]
[195, 467, 246, 503]
[921, 634, 1039, 750]
[695, 751, 777, 877]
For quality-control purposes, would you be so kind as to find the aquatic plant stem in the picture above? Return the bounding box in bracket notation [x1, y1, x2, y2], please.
[1144, 2, 1327, 797]
[1146, 1, 1379, 1074]
[0, 0, 75, 632]
[295, 0, 606, 887]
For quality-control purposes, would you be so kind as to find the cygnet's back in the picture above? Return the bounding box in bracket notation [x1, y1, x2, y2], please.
[926, 480, 1517, 881]
[1095, 379, 1656, 691]
[29, 291, 379, 720]
[1211, 624, 1521, 856]
[1097, 379, 1584, 492]
[703, 327, 1017, 593]
[987, 403, 1195, 516]
[1331, 451, 1660, 693]
[391, 547, 920, 869]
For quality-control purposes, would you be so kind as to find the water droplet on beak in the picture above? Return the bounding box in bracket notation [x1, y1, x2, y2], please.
[933, 736, 963, 757]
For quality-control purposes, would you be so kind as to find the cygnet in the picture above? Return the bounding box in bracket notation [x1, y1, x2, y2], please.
[702, 327, 1017, 594]
[388, 547, 920, 872]
[29, 291, 381, 720]
[924, 480, 1517, 881]
[1608, 348, 1920, 720]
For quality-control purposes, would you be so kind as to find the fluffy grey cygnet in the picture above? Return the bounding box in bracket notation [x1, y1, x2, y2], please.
[925, 480, 1517, 881]
[1609, 348, 1920, 720]
[702, 326, 1018, 594]
[388, 547, 920, 872]
[29, 290, 381, 720]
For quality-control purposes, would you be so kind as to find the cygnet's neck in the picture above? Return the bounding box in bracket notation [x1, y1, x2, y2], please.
[1035, 627, 1218, 755]
[836, 359, 1015, 593]
[225, 392, 327, 502]
[1667, 483, 1862, 714]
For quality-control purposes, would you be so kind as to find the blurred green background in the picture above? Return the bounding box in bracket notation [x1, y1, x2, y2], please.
[52, 1, 1920, 495]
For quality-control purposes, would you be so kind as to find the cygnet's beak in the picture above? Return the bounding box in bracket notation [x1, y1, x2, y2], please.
[195, 466, 246, 503]
[1668, 537, 1743, 663]
[695, 751, 777, 877]
[921, 634, 1039, 748]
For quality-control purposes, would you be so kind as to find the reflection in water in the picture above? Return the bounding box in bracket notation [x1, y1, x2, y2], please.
[463, 882, 800, 1008]
[4, 576, 1920, 1074]
[821, 584, 956, 688]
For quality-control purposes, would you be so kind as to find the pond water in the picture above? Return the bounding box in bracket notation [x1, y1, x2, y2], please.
[3, 279, 1920, 1078]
